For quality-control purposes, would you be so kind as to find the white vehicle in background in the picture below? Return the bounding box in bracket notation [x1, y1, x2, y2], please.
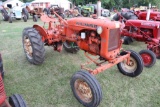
[0, 3, 28, 23]
[101, 9, 110, 17]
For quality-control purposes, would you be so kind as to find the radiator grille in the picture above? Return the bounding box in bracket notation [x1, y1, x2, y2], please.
[108, 28, 120, 51]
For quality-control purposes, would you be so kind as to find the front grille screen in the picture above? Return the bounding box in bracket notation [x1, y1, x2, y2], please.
[108, 28, 120, 51]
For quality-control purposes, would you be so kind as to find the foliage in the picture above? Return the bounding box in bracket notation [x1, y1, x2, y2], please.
[70, 0, 160, 9]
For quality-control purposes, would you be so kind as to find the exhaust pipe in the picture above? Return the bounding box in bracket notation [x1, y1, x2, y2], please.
[146, 3, 151, 21]
[97, 0, 101, 18]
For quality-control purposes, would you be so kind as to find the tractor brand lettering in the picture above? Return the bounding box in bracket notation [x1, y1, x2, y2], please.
[76, 22, 97, 28]
[141, 22, 156, 27]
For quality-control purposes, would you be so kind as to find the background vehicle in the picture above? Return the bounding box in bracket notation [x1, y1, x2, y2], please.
[43, 5, 65, 19]
[1, 4, 28, 23]
[0, 53, 27, 107]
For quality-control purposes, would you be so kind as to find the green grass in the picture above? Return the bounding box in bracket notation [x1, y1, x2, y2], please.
[0, 16, 160, 107]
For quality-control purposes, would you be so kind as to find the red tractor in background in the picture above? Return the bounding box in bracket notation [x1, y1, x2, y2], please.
[113, 11, 160, 67]
[43, 5, 65, 19]
[135, 10, 160, 21]
[0, 53, 27, 107]
[22, 10, 143, 107]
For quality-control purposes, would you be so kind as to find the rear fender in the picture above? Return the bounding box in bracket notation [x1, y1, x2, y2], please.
[33, 25, 47, 42]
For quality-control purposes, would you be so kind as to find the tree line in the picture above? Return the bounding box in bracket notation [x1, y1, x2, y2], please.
[1, 0, 160, 9]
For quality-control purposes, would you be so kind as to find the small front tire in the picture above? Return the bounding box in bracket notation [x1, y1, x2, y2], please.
[70, 70, 102, 107]
[117, 50, 143, 77]
[139, 49, 156, 67]
[9, 94, 27, 107]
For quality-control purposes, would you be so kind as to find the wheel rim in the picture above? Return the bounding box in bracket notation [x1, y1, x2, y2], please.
[140, 53, 152, 66]
[74, 79, 93, 103]
[24, 36, 33, 59]
[121, 57, 137, 73]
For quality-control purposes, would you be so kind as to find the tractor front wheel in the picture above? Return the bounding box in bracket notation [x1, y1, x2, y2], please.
[9, 94, 27, 107]
[139, 49, 156, 67]
[117, 50, 143, 77]
[22, 27, 45, 65]
[70, 70, 102, 107]
[63, 41, 79, 53]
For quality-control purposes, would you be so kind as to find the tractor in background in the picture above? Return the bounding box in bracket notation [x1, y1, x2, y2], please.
[1, 4, 28, 23]
[43, 5, 65, 19]
[22, 9, 143, 107]
[80, 5, 94, 17]
[0, 53, 27, 107]
[113, 10, 160, 67]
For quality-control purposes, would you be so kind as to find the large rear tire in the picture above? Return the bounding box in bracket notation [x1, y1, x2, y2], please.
[23, 15, 27, 22]
[70, 70, 102, 107]
[1, 9, 9, 21]
[117, 50, 143, 77]
[22, 27, 45, 65]
[63, 41, 79, 53]
[22, 8, 29, 19]
[139, 49, 156, 67]
[9, 94, 27, 107]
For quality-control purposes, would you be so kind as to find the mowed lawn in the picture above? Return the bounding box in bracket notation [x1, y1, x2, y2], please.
[0, 16, 160, 107]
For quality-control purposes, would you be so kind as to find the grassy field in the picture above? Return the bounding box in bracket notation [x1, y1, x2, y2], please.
[0, 16, 160, 107]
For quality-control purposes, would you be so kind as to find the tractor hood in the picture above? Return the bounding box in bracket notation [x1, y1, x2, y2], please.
[138, 12, 160, 21]
[67, 17, 120, 31]
[126, 20, 160, 29]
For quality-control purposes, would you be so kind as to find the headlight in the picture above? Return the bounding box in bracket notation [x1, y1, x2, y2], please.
[97, 26, 103, 34]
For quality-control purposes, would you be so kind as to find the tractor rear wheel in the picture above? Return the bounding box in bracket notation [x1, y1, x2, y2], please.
[70, 70, 102, 107]
[63, 41, 79, 53]
[43, 8, 50, 15]
[117, 50, 143, 77]
[33, 15, 38, 22]
[23, 15, 27, 22]
[1, 9, 9, 21]
[9, 94, 27, 107]
[122, 36, 134, 45]
[22, 27, 45, 65]
[22, 8, 29, 19]
[139, 49, 156, 67]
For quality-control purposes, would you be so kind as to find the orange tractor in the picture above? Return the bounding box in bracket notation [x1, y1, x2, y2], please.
[0, 53, 27, 107]
[22, 12, 143, 107]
